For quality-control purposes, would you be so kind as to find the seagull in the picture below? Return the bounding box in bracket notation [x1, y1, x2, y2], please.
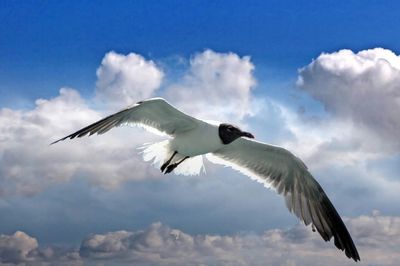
[51, 98, 360, 261]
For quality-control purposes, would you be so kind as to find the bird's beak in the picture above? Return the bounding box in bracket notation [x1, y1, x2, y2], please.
[241, 131, 255, 139]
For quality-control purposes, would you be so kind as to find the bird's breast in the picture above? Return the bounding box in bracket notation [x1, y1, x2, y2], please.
[171, 122, 224, 157]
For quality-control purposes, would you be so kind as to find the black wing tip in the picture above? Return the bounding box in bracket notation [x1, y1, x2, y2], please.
[310, 193, 360, 262]
[339, 240, 360, 262]
[345, 247, 361, 262]
[352, 254, 361, 262]
[50, 131, 86, 145]
[49, 139, 60, 145]
[345, 243, 361, 262]
[332, 228, 360, 262]
[326, 207, 361, 262]
[318, 225, 360, 262]
[49, 136, 72, 145]
[331, 228, 360, 262]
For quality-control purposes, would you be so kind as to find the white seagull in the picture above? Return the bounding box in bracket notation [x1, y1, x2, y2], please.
[52, 98, 360, 261]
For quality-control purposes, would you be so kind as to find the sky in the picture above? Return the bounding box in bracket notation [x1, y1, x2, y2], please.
[0, 1, 400, 265]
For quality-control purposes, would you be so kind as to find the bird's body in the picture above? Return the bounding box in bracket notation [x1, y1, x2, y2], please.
[170, 120, 222, 157]
[52, 97, 360, 262]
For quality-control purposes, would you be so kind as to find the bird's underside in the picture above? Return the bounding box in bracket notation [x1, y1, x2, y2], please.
[51, 98, 360, 262]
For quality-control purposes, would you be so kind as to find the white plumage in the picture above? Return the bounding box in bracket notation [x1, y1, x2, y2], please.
[52, 97, 360, 261]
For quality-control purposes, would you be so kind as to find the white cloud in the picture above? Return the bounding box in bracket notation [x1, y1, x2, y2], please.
[267, 96, 400, 206]
[165, 50, 257, 123]
[1, 48, 399, 265]
[260, 48, 400, 190]
[297, 48, 400, 151]
[0, 50, 261, 198]
[0, 88, 159, 197]
[3, 48, 398, 204]
[277, 108, 384, 169]
[78, 213, 400, 266]
[96, 51, 164, 109]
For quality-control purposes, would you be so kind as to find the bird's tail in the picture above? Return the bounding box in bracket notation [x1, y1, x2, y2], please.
[138, 140, 205, 176]
[139, 140, 172, 169]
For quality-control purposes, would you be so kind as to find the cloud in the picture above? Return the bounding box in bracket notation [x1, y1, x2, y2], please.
[77, 213, 400, 266]
[0, 231, 81, 265]
[0, 50, 260, 198]
[1, 48, 399, 265]
[165, 50, 257, 123]
[1, 47, 397, 217]
[0, 88, 158, 197]
[96, 51, 164, 109]
[264, 48, 400, 192]
[277, 109, 384, 169]
[297, 48, 400, 151]
[0, 231, 38, 263]
[1, 213, 399, 265]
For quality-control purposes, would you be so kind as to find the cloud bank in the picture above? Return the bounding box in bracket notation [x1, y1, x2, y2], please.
[1, 213, 399, 265]
[1, 48, 399, 228]
[1, 47, 400, 265]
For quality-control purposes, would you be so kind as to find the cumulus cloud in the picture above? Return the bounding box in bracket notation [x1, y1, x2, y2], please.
[0, 231, 38, 263]
[96, 51, 164, 109]
[166, 50, 257, 123]
[0, 49, 260, 197]
[0, 231, 81, 265]
[2, 48, 399, 265]
[0, 88, 158, 197]
[297, 48, 400, 151]
[0, 214, 399, 265]
[277, 109, 384, 169]
[77, 213, 400, 266]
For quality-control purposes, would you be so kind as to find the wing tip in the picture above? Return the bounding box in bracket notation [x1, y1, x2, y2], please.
[49, 139, 60, 145]
[50, 131, 85, 145]
[344, 246, 361, 262]
[324, 202, 361, 262]
[342, 239, 361, 262]
[49, 135, 71, 145]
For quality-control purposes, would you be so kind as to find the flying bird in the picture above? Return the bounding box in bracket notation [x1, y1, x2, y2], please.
[52, 98, 360, 261]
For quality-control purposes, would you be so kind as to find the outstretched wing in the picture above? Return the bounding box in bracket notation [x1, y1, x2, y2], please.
[51, 98, 198, 144]
[207, 137, 360, 261]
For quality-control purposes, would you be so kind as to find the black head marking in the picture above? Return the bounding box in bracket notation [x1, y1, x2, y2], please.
[218, 123, 254, 144]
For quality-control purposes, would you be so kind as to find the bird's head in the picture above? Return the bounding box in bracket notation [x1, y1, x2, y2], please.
[218, 123, 255, 144]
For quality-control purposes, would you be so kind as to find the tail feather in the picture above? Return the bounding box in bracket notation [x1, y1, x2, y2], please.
[139, 140, 171, 168]
[139, 141, 205, 176]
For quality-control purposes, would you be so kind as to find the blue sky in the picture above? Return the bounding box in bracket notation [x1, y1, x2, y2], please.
[2, 0, 400, 103]
[1, 1, 400, 265]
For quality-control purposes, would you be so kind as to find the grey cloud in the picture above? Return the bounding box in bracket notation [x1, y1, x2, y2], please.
[297, 48, 400, 150]
[1, 213, 399, 265]
[79, 213, 400, 266]
[275, 49, 400, 181]
[0, 230, 82, 265]
[80, 230, 133, 259]
[0, 231, 38, 264]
